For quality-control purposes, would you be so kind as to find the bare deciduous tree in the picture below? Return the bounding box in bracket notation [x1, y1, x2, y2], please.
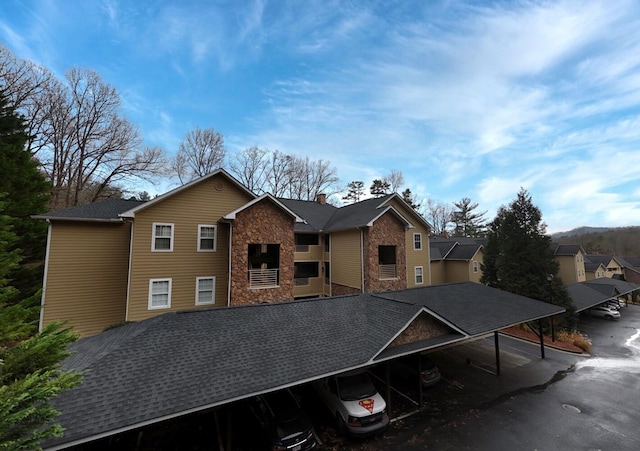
[385, 169, 405, 193]
[425, 198, 453, 237]
[42, 68, 165, 209]
[172, 126, 225, 184]
[2, 47, 167, 210]
[286, 156, 339, 201]
[229, 146, 270, 193]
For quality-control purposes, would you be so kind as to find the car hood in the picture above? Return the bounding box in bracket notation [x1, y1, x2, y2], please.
[341, 392, 386, 417]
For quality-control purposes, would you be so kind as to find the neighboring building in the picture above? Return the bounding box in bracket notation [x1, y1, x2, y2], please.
[34, 170, 432, 336]
[429, 237, 484, 285]
[551, 244, 587, 284]
[584, 254, 626, 279]
[584, 262, 608, 280]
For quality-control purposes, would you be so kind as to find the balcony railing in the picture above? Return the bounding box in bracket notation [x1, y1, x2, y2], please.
[379, 264, 397, 280]
[294, 277, 309, 286]
[249, 268, 279, 288]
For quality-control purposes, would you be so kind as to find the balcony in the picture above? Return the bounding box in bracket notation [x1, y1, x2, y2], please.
[249, 268, 279, 289]
[379, 264, 397, 280]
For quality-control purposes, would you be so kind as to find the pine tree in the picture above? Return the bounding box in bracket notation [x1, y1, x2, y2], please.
[0, 198, 81, 450]
[0, 92, 51, 302]
[342, 181, 365, 203]
[369, 179, 390, 197]
[401, 189, 421, 210]
[451, 197, 486, 237]
[481, 189, 575, 327]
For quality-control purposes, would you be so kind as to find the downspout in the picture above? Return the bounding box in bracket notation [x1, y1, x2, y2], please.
[125, 219, 134, 321]
[360, 228, 365, 293]
[227, 222, 232, 307]
[38, 221, 53, 332]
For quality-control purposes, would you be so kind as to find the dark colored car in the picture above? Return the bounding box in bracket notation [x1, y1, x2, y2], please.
[392, 353, 441, 387]
[249, 389, 317, 451]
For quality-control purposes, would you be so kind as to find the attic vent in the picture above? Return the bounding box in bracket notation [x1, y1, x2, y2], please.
[214, 181, 224, 191]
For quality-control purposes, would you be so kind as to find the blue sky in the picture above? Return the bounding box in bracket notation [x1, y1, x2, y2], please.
[2, 0, 640, 234]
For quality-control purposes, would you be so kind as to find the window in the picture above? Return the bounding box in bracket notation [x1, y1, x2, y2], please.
[413, 233, 422, 250]
[415, 266, 424, 285]
[198, 225, 217, 251]
[473, 260, 479, 273]
[148, 279, 171, 309]
[294, 262, 319, 285]
[152, 223, 174, 251]
[196, 277, 216, 305]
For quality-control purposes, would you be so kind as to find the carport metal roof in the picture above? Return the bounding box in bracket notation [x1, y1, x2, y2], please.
[44, 282, 564, 450]
[567, 279, 640, 312]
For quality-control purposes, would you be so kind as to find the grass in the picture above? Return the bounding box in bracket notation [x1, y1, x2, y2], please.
[556, 330, 592, 353]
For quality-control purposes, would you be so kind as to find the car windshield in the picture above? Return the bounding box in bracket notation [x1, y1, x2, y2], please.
[337, 373, 377, 401]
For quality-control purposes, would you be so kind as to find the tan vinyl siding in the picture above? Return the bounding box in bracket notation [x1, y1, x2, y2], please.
[556, 255, 578, 284]
[386, 198, 431, 287]
[445, 261, 472, 283]
[293, 277, 324, 298]
[127, 175, 253, 321]
[331, 229, 362, 290]
[430, 261, 446, 285]
[42, 221, 131, 337]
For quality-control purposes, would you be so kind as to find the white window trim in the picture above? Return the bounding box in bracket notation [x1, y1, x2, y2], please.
[198, 224, 217, 252]
[148, 278, 172, 310]
[413, 233, 422, 250]
[415, 266, 424, 285]
[473, 260, 479, 273]
[196, 276, 216, 305]
[152, 222, 174, 252]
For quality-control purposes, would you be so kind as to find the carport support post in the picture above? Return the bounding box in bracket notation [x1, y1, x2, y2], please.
[494, 331, 501, 376]
[385, 362, 392, 414]
[418, 354, 424, 408]
[539, 319, 545, 359]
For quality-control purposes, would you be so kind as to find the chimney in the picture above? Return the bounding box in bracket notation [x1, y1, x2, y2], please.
[316, 193, 327, 205]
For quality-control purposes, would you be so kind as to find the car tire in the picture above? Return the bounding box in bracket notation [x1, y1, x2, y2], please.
[605, 315, 613, 320]
[335, 413, 347, 436]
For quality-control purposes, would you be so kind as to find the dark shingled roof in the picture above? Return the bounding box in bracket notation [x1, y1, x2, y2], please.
[552, 244, 584, 256]
[32, 198, 145, 222]
[278, 195, 411, 233]
[566, 279, 640, 312]
[429, 239, 482, 261]
[45, 283, 564, 450]
[375, 283, 564, 336]
[277, 198, 338, 231]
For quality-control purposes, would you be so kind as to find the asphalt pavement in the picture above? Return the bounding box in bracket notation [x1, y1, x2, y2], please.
[337, 305, 640, 450]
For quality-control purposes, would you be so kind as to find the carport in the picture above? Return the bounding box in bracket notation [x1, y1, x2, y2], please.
[567, 279, 640, 313]
[44, 282, 564, 450]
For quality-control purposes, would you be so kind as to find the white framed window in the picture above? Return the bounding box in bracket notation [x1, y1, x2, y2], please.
[473, 260, 479, 273]
[152, 223, 174, 251]
[415, 266, 424, 285]
[196, 277, 216, 305]
[198, 225, 217, 252]
[148, 278, 171, 309]
[413, 233, 422, 250]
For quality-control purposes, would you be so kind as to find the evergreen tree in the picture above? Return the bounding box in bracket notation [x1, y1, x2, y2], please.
[0, 91, 51, 302]
[401, 189, 421, 210]
[0, 199, 81, 450]
[342, 181, 365, 203]
[481, 189, 575, 326]
[369, 179, 390, 197]
[451, 197, 486, 237]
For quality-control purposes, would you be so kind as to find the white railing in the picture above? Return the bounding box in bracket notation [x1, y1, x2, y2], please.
[379, 264, 397, 280]
[249, 268, 279, 288]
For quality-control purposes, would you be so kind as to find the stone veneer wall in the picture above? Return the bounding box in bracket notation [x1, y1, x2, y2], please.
[363, 213, 407, 293]
[230, 199, 295, 305]
[331, 283, 361, 296]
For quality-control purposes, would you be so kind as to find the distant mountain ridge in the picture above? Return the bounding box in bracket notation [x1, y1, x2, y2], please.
[551, 226, 616, 238]
[551, 226, 640, 257]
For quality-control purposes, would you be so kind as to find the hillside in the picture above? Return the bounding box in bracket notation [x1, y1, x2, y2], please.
[552, 226, 640, 257]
